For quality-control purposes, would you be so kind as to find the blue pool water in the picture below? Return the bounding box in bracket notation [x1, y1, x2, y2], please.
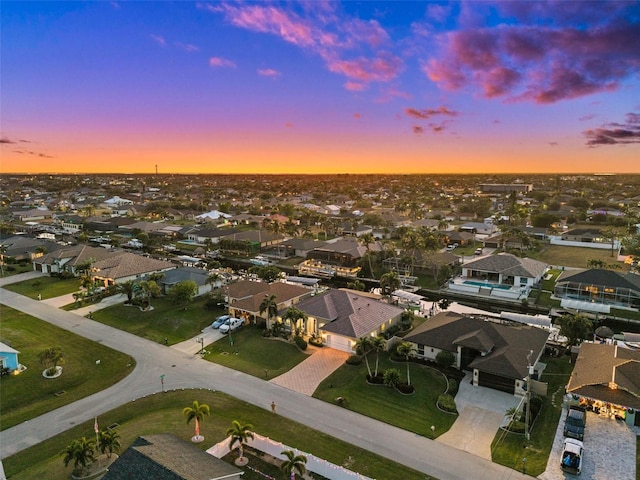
[463, 280, 512, 290]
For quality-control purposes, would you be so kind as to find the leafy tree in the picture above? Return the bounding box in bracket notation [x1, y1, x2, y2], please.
[346, 279, 365, 291]
[169, 280, 198, 309]
[183, 400, 210, 440]
[397, 342, 417, 386]
[557, 314, 593, 346]
[252, 265, 283, 282]
[587, 259, 606, 269]
[98, 428, 121, 459]
[61, 437, 96, 476]
[39, 346, 64, 375]
[280, 449, 307, 480]
[370, 336, 387, 377]
[354, 336, 373, 377]
[436, 350, 455, 369]
[226, 420, 254, 462]
[259, 294, 279, 327]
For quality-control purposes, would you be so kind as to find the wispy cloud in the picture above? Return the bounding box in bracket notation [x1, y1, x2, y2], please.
[584, 112, 640, 147]
[425, 3, 640, 103]
[0, 137, 16, 144]
[258, 68, 281, 77]
[413, 125, 424, 135]
[176, 42, 199, 52]
[405, 106, 459, 120]
[150, 34, 166, 47]
[344, 81, 366, 92]
[209, 56, 236, 68]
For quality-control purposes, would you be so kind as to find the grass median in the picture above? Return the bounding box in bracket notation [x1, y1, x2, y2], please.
[2, 275, 80, 300]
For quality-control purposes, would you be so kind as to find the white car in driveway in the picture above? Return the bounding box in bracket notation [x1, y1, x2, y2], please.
[219, 317, 243, 334]
[560, 438, 583, 475]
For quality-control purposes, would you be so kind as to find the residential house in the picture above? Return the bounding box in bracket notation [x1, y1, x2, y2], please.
[101, 434, 243, 480]
[159, 267, 210, 296]
[91, 252, 176, 285]
[290, 289, 404, 352]
[225, 280, 313, 325]
[279, 238, 327, 258]
[53, 214, 84, 234]
[566, 343, 640, 423]
[446, 231, 475, 246]
[459, 222, 498, 236]
[195, 210, 232, 223]
[11, 208, 54, 222]
[561, 228, 604, 243]
[185, 227, 240, 245]
[554, 269, 640, 312]
[460, 253, 548, 289]
[403, 311, 549, 395]
[0, 342, 21, 373]
[85, 217, 137, 232]
[1, 235, 60, 263]
[33, 244, 117, 274]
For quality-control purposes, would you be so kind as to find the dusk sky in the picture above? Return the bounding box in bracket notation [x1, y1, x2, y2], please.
[2, 1, 639, 175]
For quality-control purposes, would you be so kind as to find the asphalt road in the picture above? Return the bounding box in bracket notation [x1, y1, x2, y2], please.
[0, 275, 534, 480]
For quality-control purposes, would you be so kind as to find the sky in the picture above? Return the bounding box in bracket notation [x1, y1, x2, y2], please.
[1, 1, 639, 175]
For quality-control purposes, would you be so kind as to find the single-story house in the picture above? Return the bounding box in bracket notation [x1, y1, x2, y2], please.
[1, 235, 60, 263]
[225, 280, 313, 325]
[33, 244, 117, 274]
[0, 342, 20, 373]
[11, 208, 54, 222]
[306, 238, 367, 267]
[460, 253, 548, 288]
[159, 267, 210, 296]
[91, 252, 176, 285]
[403, 311, 549, 395]
[459, 222, 497, 236]
[566, 343, 640, 424]
[554, 269, 640, 311]
[101, 434, 243, 480]
[185, 227, 241, 244]
[446, 231, 475, 246]
[220, 230, 285, 249]
[289, 289, 404, 353]
[279, 238, 328, 258]
[195, 210, 232, 223]
[561, 228, 604, 243]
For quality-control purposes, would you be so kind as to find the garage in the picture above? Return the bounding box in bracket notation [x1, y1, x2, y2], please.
[477, 370, 515, 394]
[322, 334, 354, 353]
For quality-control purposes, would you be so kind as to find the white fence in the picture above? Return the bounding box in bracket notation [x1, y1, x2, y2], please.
[548, 237, 619, 250]
[208, 432, 374, 480]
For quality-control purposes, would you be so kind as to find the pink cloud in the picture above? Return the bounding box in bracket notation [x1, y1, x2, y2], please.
[405, 106, 459, 120]
[258, 68, 281, 77]
[150, 34, 166, 47]
[342, 18, 389, 48]
[344, 81, 366, 91]
[425, 18, 640, 104]
[209, 57, 236, 68]
[584, 111, 640, 147]
[353, 113, 361, 119]
[327, 53, 402, 82]
[412, 125, 424, 135]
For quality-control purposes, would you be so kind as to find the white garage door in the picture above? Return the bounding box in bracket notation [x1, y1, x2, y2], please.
[324, 334, 353, 353]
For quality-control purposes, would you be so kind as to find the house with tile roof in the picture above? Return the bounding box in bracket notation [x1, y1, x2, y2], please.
[159, 267, 210, 295]
[403, 311, 549, 395]
[290, 289, 404, 353]
[224, 280, 313, 326]
[101, 434, 243, 480]
[554, 269, 640, 312]
[460, 253, 548, 289]
[566, 343, 640, 417]
[91, 252, 175, 285]
[33, 244, 117, 274]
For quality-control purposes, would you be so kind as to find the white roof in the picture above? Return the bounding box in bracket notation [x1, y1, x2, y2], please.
[195, 210, 232, 220]
[560, 299, 610, 314]
[0, 342, 19, 354]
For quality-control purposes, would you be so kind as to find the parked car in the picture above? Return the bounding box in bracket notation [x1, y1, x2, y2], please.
[563, 406, 587, 441]
[560, 438, 583, 475]
[211, 315, 230, 329]
[446, 243, 458, 251]
[474, 248, 483, 255]
[219, 317, 243, 334]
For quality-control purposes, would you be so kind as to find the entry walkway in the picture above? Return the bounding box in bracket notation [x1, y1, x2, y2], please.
[270, 347, 350, 396]
[437, 372, 520, 460]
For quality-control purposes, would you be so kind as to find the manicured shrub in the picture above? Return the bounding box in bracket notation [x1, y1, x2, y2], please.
[395, 382, 415, 395]
[447, 378, 458, 396]
[346, 354, 363, 365]
[294, 335, 308, 351]
[435, 350, 455, 369]
[383, 368, 401, 387]
[366, 373, 385, 385]
[437, 393, 457, 413]
[309, 336, 323, 347]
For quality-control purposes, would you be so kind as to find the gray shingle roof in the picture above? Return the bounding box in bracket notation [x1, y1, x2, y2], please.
[92, 253, 175, 280]
[557, 269, 640, 291]
[463, 253, 548, 278]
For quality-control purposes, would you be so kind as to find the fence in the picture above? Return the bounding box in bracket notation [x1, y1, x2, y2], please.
[207, 432, 374, 480]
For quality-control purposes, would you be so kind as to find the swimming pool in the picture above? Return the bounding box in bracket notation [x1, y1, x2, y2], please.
[463, 280, 512, 290]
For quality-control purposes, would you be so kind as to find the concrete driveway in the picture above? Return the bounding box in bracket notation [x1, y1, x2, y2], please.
[437, 372, 520, 459]
[539, 407, 639, 480]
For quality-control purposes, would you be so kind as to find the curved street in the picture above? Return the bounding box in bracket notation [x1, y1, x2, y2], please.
[0, 274, 533, 480]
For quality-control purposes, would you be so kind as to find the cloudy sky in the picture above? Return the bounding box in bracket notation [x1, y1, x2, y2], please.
[1, 1, 639, 174]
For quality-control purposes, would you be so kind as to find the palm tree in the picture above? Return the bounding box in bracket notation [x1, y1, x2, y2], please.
[360, 232, 376, 279]
[354, 336, 373, 378]
[182, 400, 210, 441]
[280, 449, 307, 480]
[282, 306, 308, 336]
[259, 294, 279, 329]
[61, 437, 96, 476]
[39, 346, 64, 376]
[397, 342, 417, 386]
[206, 272, 221, 291]
[226, 420, 254, 463]
[380, 270, 401, 301]
[116, 280, 136, 303]
[98, 429, 121, 459]
[371, 336, 387, 377]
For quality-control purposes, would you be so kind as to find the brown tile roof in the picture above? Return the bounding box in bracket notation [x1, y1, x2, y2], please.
[566, 343, 640, 409]
[227, 280, 312, 314]
[297, 289, 404, 339]
[462, 253, 548, 278]
[36, 244, 117, 266]
[92, 253, 175, 281]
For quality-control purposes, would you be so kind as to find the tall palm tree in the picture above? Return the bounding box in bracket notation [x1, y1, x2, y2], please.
[39, 346, 64, 376]
[259, 294, 279, 329]
[354, 336, 373, 378]
[371, 336, 387, 377]
[280, 449, 307, 480]
[397, 342, 417, 385]
[182, 400, 210, 441]
[380, 270, 401, 301]
[360, 232, 376, 279]
[61, 437, 96, 476]
[98, 429, 121, 459]
[206, 272, 221, 291]
[226, 420, 254, 462]
[282, 306, 308, 336]
[116, 280, 136, 303]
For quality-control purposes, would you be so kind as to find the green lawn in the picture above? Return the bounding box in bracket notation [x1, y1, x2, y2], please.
[0, 306, 135, 431]
[0, 262, 34, 277]
[2, 275, 81, 300]
[91, 296, 222, 344]
[314, 353, 458, 438]
[490, 356, 574, 476]
[4, 389, 433, 480]
[527, 245, 628, 270]
[204, 327, 309, 379]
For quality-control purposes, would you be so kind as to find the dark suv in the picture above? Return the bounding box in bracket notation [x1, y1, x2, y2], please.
[563, 406, 587, 441]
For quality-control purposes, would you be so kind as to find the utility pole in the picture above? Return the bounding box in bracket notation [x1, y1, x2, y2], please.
[525, 349, 533, 441]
